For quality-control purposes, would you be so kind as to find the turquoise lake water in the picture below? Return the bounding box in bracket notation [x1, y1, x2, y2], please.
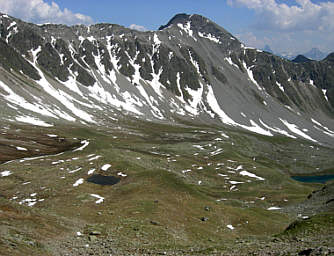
[291, 175, 334, 184]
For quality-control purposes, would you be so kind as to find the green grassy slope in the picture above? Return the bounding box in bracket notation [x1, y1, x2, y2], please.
[0, 119, 333, 255]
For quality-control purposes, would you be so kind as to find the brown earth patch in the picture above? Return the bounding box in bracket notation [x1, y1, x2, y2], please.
[0, 124, 81, 164]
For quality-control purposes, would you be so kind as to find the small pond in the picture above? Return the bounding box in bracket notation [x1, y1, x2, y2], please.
[87, 174, 120, 185]
[291, 175, 334, 184]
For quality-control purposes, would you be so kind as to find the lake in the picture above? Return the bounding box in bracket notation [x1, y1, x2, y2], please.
[87, 174, 120, 185]
[291, 174, 334, 184]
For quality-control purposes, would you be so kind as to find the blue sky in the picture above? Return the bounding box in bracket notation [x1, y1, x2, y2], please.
[47, 0, 253, 32]
[0, 0, 334, 55]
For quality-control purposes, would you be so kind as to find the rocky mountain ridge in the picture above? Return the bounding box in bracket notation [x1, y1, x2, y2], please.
[0, 13, 334, 146]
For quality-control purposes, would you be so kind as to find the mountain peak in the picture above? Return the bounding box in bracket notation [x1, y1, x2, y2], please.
[303, 47, 326, 61]
[159, 13, 208, 30]
[292, 55, 312, 63]
[158, 13, 232, 41]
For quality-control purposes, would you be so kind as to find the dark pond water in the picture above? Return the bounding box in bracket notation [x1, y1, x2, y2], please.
[291, 175, 334, 184]
[87, 174, 120, 185]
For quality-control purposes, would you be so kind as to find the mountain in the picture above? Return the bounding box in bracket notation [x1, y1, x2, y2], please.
[0, 12, 334, 146]
[292, 54, 313, 63]
[303, 47, 327, 61]
[280, 48, 328, 61]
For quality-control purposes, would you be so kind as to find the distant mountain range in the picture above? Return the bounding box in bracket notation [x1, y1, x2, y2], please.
[263, 46, 329, 61]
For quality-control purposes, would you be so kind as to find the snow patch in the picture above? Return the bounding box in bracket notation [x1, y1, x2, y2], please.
[52, 160, 64, 165]
[73, 140, 89, 152]
[47, 134, 58, 138]
[227, 224, 235, 230]
[242, 120, 273, 136]
[177, 22, 197, 41]
[224, 57, 239, 68]
[206, 86, 237, 125]
[267, 207, 281, 210]
[136, 82, 164, 119]
[240, 170, 264, 181]
[184, 82, 203, 115]
[73, 178, 84, 187]
[259, 119, 296, 139]
[210, 148, 224, 156]
[16, 146, 27, 151]
[69, 167, 82, 174]
[0, 80, 58, 119]
[29, 47, 93, 122]
[243, 62, 262, 91]
[229, 181, 244, 185]
[117, 172, 127, 177]
[198, 32, 220, 44]
[19, 198, 37, 207]
[88, 155, 101, 161]
[88, 168, 96, 175]
[206, 87, 272, 136]
[16, 116, 53, 127]
[101, 164, 111, 171]
[280, 119, 317, 143]
[87, 82, 143, 116]
[90, 194, 104, 204]
[311, 119, 334, 137]
[153, 33, 161, 45]
[322, 89, 329, 101]
[182, 169, 192, 174]
[1, 170, 12, 177]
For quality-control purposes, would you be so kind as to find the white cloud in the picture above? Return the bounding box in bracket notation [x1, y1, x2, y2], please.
[228, 0, 334, 32]
[228, 0, 334, 55]
[129, 24, 147, 32]
[236, 32, 267, 49]
[0, 0, 93, 25]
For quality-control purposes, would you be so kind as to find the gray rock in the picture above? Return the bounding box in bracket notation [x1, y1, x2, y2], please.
[89, 231, 102, 236]
[88, 235, 97, 242]
[150, 220, 159, 225]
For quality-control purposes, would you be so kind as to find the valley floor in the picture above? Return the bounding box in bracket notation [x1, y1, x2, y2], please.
[0, 119, 333, 255]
